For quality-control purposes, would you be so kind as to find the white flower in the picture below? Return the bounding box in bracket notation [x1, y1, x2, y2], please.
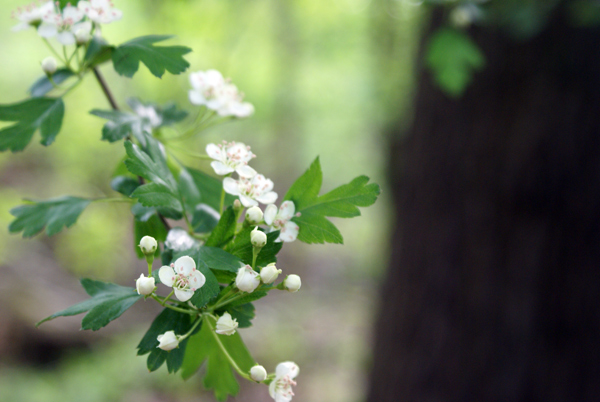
[260, 263, 282, 284]
[215, 312, 238, 336]
[283, 275, 301, 293]
[139, 235, 157, 255]
[235, 265, 260, 293]
[269, 362, 299, 402]
[157, 330, 179, 351]
[41, 56, 57, 74]
[188, 70, 254, 118]
[78, 0, 122, 24]
[74, 25, 91, 44]
[38, 5, 86, 45]
[206, 141, 256, 178]
[250, 365, 268, 382]
[135, 274, 155, 296]
[264, 201, 300, 243]
[251, 226, 267, 248]
[245, 206, 263, 224]
[223, 174, 278, 208]
[158, 256, 206, 302]
[11, 1, 54, 32]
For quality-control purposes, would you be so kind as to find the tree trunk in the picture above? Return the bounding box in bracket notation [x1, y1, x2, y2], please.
[367, 6, 600, 402]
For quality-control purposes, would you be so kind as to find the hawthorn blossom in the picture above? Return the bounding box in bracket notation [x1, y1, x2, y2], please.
[188, 70, 254, 118]
[283, 275, 301, 293]
[11, 1, 54, 32]
[223, 174, 277, 208]
[157, 330, 179, 351]
[269, 362, 299, 402]
[139, 235, 157, 255]
[251, 227, 267, 248]
[264, 201, 300, 242]
[78, 0, 122, 24]
[250, 365, 267, 382]
[41, 56, 57, 74]
[206, 141, 256, 178]
[136, 274, 155, 296]
[235, 265, 260, 293]
[158, 256, 206, 302]
[215, 312, 238, 336]
[260, 263, 281, 284]
[38, 5, 87, 45]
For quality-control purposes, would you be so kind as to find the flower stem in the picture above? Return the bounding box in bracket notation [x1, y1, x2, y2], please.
[42, 38, 67, 64]
[179, 315, 203, 341]
[92, 67, 119, 110]
[252, 247, 259, 270]
[150, 294, 196, 315]
[203, 313, 252, 381]
[162, 290, 175, 305]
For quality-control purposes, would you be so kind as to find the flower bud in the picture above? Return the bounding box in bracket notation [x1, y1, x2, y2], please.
[284, 274, 301, 292]
[75, 28, 91, 45]
[233, 199, 242, 211]
[260, 263, 282, 284]
[236, 265, 261, 293]
[215, 312, 238, 336]
[157, 330, 179, 351]
[41, 56, 57, 75]
[139, 235, 158, 255]
[245, 206, 263, 224]
[135, 274, 155, 296]
[251, 227, 267, 248]
[250, 364, 268, 382]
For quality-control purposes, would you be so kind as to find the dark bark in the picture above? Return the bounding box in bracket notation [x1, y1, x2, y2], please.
[368, 7, 600, 402]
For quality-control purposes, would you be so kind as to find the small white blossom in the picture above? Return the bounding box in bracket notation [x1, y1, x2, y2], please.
[215, 312, 238, 336]
[260, 263, 282, 284]
[135, 274, 155, 296]
[245, 206, 263, 224]
[157, 330, 179, 351]
[41, 56, 57, 74]
[206, 141, 256, 178]
[250, 365, 268, 382]
[78, 0, 122, 24]
[251, 226, 267, 248]
[264, 201, 300, 243]
[269, 362, 299, 402]
[235, 265, 261, 293]
[38, 5, 86, 45]
[223, 174, 278, 208]
[188, 70, 254, 118]
[139, 235, 158, 255]
[11, 1, 54, 32]
[283, 275, 301, 293]
[158, 256, 206, 302]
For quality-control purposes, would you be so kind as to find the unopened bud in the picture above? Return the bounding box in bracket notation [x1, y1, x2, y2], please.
[245, 206, 263, 224]
[233, 199, 242, 211]
[284, 274, 301, 292]
[235, 265, 261, 293]
[250, 364, 268, 382]
[75, 28, 91, 45]
[215, 312, 238, 336]
[260, 263, 282, 284]
[135, 274, 155, 296]
[251, 226, 267, 248]
[157, 330, 179, 351]
[139, 235, 158, 255]
[41, 56, 57, 75]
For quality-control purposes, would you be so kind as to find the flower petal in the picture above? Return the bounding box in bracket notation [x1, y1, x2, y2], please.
[256, 191, 278, 205]
[279, 201, 295, 220]
[239, 194, 258, 208]
[174, 288, 194, 302]
[276, 361, 300, 379]
[205, 143, 222, 160]
[223, 177, 240, 196]
[159, 265, 176, 287]
[56, 31, 75, 45]
[189, 270, 206, 291]
[280, 221, 299, 242]
[211, 161, 234, 176]
[188, 89, 207, 105]
[174, 255, 195, 276]
[264, 204, 277, 225]
[236, 165, 257, 179]
[37, 23, 57, 38]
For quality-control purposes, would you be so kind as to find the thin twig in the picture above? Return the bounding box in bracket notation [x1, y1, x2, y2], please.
[92, 67, 119, 110]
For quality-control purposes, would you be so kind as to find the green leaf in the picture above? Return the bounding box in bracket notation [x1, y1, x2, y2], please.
[131, 182, 183, 212]
[227, 290, 268, 308]
[124, 140, 176, 191]
[36, 278, 142, 331]
[112, 35, 191, 78]
[198, 246, 244, 273]
[138, 308, 197, 373]
[110, 175, 140, 197]
[181, 315, 255, 401]
[191, 204, 219, 233]
[425, 28, 486, 97]
[189, 262, 220, 309]
[224, 302, 256, 328]
[0, 97, 65, 152]
[283, 158, 380, 244]
[9, 196, 91, 238]
[205, 207, 237, 248]
[185, 167, 236, 211]
[227, 227, 282, 267]
[29, 69, 75, 97]
[84, 36, 114, 68]
[90, 109, 141, 142]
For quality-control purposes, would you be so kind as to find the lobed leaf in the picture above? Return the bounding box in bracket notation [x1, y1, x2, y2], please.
[131, 182, 183, 212]
[9, 196, 91, 238]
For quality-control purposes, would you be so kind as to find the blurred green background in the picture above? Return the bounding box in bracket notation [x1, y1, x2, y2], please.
[0, 0, 419, 401]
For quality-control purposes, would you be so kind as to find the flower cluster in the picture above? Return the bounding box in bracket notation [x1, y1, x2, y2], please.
[12, 0, 121, 45]
[188, 70, 254, 118]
